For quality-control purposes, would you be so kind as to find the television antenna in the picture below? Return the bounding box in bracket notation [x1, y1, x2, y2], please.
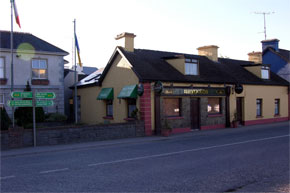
[254, 11, 275, 40]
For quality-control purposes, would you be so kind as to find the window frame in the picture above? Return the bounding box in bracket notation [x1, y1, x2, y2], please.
[185, 58, 199, 75]
[31, 58, 48, 80]
[207, 97, 222, 115]
[0, 57, 5, 79]
[163, 98, 182, 117]
[256, 99, 262, 117]
[0, 94, 4, 105]
[261, 66, 270, 79]
[106, 100, 113, 117]
[274, 99, 280, 116]
[127, 99, 137, 118]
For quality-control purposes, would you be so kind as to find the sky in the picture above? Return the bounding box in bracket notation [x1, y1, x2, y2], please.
[1, 0, 289, 69]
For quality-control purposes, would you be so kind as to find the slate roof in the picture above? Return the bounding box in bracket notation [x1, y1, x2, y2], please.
[263, 47, 290, 63]
[0, 31, 68, 55]
[76, 68, 104, 88]
[117, 47, 288, 86]
[82, 67, 98, 75]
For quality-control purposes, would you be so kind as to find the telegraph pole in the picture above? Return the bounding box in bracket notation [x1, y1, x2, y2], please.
[254, 11, 275, 40]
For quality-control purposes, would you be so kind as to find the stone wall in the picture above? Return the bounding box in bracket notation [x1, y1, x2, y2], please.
[1, 121, 144, 150]
[200, 97, 226, 129]
[160, 97, 191, 129]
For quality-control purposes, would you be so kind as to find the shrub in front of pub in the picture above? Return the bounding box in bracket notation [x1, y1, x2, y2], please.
[14, 107, 45, 129]
[0, 107, 11, 130]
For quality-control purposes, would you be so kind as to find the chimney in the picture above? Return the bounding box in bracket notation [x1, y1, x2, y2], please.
[197, 45, 219, 62]
[115, 32, 136, 52]
[248, 51, 262, 63]
[261, 39, 279, 52]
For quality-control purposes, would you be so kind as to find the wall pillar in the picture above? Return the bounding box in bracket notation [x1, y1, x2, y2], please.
[140, 83, 152, 136]
[288, 89, 290, 120]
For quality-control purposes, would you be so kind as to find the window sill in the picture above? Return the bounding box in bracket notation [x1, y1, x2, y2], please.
[256, 115, 264, 118]
[0, 78, 7, 85]
[274, 114, 280, 117]
[32, 79, 49, 85]
[103, 116, 113, 120]
[124, 118, 136, 121]
[208, 114, 223, 117]
[166, 117, 184, 120]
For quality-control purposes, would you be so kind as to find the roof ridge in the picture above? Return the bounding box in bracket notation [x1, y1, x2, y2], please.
[0, 30, 32, 35]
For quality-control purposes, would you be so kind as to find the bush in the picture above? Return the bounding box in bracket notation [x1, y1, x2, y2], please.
[45, 113, 67, 122]
[0, 107, 11, 130]
[14, 107, 45, 128]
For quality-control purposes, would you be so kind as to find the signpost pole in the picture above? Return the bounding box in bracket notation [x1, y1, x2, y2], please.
[33, 90, 36, 147]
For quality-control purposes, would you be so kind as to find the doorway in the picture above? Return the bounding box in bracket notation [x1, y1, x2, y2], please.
[236, 97, 244, 125]
[190, 98, 200, 130]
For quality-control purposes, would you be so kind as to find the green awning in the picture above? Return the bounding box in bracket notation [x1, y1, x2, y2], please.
[117, 85, 138, 99]
[97, 88, 114, 100]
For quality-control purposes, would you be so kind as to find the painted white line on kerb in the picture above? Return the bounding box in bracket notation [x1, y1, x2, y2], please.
[39, 168, 69, 174]
[88, 134, 290, 167]
[0, 175, 15, 180]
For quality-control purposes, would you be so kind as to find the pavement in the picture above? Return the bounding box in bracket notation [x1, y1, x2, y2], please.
[2, 121, 289, 158]
[1, 121, 289, 192]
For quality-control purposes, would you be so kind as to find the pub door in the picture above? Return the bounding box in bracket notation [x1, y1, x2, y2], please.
[190, 98, 200, 130]
[236, 97, 243, 125]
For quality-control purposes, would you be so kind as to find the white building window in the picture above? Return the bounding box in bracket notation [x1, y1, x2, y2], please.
[0, 58, 4, 78]
[32, 59, 48, 79]
[0, 94, 4, 106]
[261, 67, 270, 79]
[185, 59, 198, 75]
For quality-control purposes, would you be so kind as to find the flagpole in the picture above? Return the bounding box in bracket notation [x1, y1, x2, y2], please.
[10, 0, 15, 128]
[73, 19, 78, 124]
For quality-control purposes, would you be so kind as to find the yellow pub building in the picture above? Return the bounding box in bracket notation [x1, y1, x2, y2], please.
[76, 33, 289, 136]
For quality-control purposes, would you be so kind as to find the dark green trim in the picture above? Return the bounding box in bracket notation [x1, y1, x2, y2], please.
[117, 85, 138, 99]
[97, 88, 114, 100]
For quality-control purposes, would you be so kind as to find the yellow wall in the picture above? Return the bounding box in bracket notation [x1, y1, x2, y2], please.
[229, 85, 288, 121]
[166, 58, 185, 74]
[78, 52, 139, 124]
[244, 66, 262, 78]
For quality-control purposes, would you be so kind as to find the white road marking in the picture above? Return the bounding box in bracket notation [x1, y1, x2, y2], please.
[39, 168, 69, 174]
[0, 175, 15, 180]
[88, 134, 290, 167]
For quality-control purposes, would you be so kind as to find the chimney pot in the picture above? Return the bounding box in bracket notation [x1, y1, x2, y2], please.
[248, 51, 262, 63]
[197, 45, 219, 62]
[115, 32, 136, 52]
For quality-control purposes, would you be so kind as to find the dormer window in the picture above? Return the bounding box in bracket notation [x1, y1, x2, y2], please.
[261, 66, 270, 79]
[185, 58, 198, 75]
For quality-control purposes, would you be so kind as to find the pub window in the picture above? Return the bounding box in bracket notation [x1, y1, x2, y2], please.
[207, 98, 221, 114]
[106, 100, 113, 117]
[32, 59, 48, 79]
[185, 58, 198, 75]
[256, 99, 262, 116]
[274, 99, 280, 115]
[163, 98, 181, 117]
[128, 99, 137, 118]
[0, 57, 5, 78]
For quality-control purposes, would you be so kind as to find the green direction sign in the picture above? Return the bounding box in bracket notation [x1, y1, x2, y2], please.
[8, 100, 32, 107]
[36, 100, 54, 107]
[36, 92, 56, 99]
[11, 92, 33, 98]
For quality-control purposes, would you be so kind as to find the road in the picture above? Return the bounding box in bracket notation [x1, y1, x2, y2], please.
[1, 122, 289, 192]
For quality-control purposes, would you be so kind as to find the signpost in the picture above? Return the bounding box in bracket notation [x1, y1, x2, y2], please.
[8, 91, 56, 147]
[35, 92, 56, 99]
[8, 100, 32, 107]
[36, 100, 54, 107]
[11, 91, 33, 98]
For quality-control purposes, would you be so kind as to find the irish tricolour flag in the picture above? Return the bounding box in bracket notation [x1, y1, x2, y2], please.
[12, 0, 21, 28]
